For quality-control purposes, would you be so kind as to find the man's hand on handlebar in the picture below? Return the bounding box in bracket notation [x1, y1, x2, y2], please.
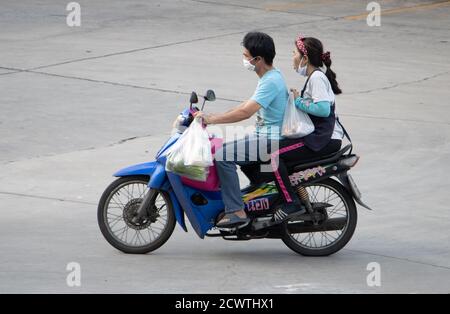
[193, 111, 213, 125]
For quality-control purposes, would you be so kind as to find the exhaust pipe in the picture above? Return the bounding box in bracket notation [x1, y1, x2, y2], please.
[287, 217, 347, 234]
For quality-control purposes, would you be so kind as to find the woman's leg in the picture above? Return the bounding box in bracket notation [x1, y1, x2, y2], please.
[271, 142, 303, 204]
[270, 139, 306, 221]
[271, 139, 342, 221]
[235, 138, 309, 206]
[280, 139, 342, 165]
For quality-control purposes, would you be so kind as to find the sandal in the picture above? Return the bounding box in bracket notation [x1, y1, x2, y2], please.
[216, 213, 250, 228]
[272, 202, 306, 222]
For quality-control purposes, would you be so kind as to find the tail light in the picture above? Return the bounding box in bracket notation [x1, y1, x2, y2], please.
[338, 155, 360, 168]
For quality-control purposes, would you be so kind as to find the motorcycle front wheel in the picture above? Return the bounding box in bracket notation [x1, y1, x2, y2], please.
[97, 175, 176, 254]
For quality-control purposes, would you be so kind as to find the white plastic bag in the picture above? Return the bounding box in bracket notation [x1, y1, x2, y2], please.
[281, 92, 315, 138]
[165, 117, 213, 181]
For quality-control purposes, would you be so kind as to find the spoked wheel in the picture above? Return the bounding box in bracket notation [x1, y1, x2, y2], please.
[97, 175, 175, 254]
[281, 178, 357, 256]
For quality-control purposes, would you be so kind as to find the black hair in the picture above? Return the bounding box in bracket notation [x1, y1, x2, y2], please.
[242, 32, 276, 66]
[297, 37, 342, 95]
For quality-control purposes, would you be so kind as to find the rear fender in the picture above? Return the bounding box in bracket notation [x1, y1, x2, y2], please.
[337, 172, 372, 210]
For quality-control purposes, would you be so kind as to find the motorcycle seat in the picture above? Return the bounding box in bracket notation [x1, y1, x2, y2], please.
[286, 144, 352, 172]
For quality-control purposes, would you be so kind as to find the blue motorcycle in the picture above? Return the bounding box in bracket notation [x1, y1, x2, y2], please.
[97, 90, 371, 256]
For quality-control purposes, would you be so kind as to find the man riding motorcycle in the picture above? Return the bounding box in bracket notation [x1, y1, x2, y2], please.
[196, 31, 305, 228]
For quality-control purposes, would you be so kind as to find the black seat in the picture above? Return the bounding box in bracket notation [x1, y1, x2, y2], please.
[286, 144, 353, 172]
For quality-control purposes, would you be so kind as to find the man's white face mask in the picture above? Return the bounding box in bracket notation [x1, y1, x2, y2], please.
[296, 56, 307, 76]
[243, 56, 257, 71]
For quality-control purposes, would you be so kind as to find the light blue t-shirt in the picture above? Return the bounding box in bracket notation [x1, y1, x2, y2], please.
[251, 68, 288, 140]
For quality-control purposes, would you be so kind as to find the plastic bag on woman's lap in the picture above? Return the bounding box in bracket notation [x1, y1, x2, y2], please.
[165, 117, 213, 181]
[282, 92, 315, 138]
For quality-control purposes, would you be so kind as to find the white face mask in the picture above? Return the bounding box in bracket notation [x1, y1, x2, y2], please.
[243, 57, 257, 71]
[296, 57, 307, 76]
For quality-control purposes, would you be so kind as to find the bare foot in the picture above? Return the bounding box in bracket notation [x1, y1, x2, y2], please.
[234, 209, 247, 219]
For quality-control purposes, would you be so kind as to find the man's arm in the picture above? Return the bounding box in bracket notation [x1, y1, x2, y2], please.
[223, 101, 247, 114]
[206, 100, 261, 124]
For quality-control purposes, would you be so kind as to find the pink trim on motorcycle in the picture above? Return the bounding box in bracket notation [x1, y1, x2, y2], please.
[270, 142, 305, 203]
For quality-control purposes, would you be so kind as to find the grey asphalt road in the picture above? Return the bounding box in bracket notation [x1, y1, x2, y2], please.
[1, 0, 450, 293]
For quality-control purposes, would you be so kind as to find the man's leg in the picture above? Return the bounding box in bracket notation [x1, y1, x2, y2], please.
[214, 135, 269, 227]
[215, 159, 245, 214]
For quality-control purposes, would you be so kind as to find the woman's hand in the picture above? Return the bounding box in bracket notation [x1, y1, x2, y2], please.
[193, 111, 213, 125]
[290, 88, 300, 99]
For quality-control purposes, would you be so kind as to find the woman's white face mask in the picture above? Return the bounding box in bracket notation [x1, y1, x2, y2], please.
[243, 57, 257, 71]
[296, 56, 307, 76]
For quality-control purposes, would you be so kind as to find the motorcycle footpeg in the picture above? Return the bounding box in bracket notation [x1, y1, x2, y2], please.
[251, 217, 278, 230]
[217, 220, 251, 232]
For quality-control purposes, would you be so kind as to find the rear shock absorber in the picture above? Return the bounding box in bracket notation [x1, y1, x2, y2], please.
[297, 186, 313, 214]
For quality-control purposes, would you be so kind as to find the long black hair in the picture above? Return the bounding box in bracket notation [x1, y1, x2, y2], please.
[297, 37, 342, 95]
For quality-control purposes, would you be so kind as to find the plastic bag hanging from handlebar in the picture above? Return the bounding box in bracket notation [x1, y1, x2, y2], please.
[165, 117, 213, 181]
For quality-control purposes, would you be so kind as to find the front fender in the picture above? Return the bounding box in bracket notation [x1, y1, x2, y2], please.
[113, 161, 158, 177]
[113, 161, 187, 231]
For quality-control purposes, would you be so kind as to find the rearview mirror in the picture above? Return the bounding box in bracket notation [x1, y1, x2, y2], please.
[190, 91, 198, 104]
[204, 89, 216, 102]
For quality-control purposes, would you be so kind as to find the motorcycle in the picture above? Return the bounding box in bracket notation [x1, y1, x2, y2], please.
[97, 89, 371, 256]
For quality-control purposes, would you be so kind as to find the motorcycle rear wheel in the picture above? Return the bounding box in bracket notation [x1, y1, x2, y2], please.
[281, 178, 357, 256]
